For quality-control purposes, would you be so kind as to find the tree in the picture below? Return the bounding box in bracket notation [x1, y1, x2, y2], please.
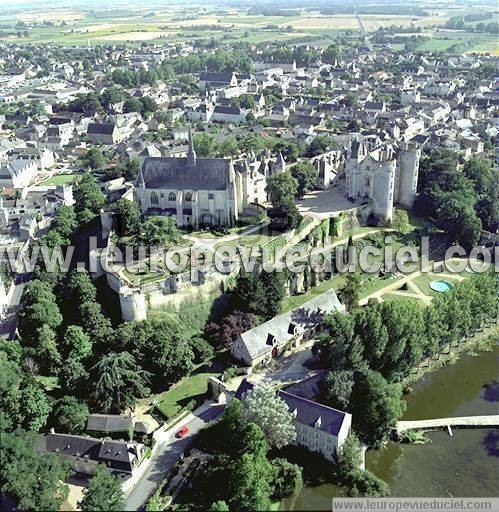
[67, 269, 97, 305]
[115, 198, 141, 236]
[391, 209, 410, 234]
[323, 369, 354, 409]
[189, 336, 214, 363]
[54, 395, 89, 434]
[307, 135, 334, 157]
[267, 171, 298, 207]
[323, 42, 341, 63]
[210, 501, 229, 511]
[336, 433, 389, 497]
[82, 147, 107, 170]
[336, 433, 364, 480]
[52, 205, 77, 239]
[74, 174, 105, 221]
[205, 310, 256, 349]
[1, 430, 70, 511]
[92, 351, 151, 413]
[291, 161, 318, 197]
[122, 318, 195, 388]
[260, 271, 286, 319]
[61, 325, 92, 359]
[79, 464, 125, 511]
[342, 272, 361, 312]
[18, 296, 62, 340]
[232, 272, 266, 317]
[20, 383, 53, 431]
[241, 386, 296, 449]
[79, 301, 114, 346]
[140, 216, 182, 246]
[271, 458, 303, 500]
[350, 369, 406, 447]
[0, 352, 23, 430]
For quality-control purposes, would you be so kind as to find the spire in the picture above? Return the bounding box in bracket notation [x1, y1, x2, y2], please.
[276, 151, 286, 172]
[187, 125, 197, 167]
[137, 166, 145, 189]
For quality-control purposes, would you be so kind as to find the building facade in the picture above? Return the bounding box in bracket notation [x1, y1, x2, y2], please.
[345, 135, 421, 221]
[134, 129, 269, 227]
[234, 380, 352, 461]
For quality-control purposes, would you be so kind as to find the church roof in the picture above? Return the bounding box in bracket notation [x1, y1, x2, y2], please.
[137, 156, 232, 190]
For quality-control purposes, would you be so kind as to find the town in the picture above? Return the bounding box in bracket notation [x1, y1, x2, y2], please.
[0, 1, 498, 511]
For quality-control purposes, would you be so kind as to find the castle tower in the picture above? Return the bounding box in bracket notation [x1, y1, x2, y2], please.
[397, 142, 420, 209]
[372, 145, 396, 222]
[119, 288, 147, 322]
[186, 126, 197, 167]
[345, 136, 365, 199]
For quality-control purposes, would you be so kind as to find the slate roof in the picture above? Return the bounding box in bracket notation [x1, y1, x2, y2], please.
[86, 414, 133, 433]
[236, 289, 344, 361]
[234, 380, 348, 437]
[213, 105, 243, 115]
[39, 433, 140, 473]
[137, 156, 232, 191]
[87, 122, 116, 135]
[200, 72, 235, 84]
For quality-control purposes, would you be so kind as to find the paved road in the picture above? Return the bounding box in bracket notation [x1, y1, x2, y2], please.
[125, 404, 224, 511]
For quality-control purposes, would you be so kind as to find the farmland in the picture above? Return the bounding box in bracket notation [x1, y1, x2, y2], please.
[0, 5, 496, 53]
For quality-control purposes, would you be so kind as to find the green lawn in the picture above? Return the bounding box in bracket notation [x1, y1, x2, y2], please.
[382, 293, 421, 303]
[40, 173, 80, 186]
[155, 372, 216, 420]
[412, 273, 460, 298]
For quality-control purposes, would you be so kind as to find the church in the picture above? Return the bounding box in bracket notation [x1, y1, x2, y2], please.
[134, 129, 283, 227]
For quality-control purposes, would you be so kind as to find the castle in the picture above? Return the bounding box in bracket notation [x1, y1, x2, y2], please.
[345, 134, 421, 222]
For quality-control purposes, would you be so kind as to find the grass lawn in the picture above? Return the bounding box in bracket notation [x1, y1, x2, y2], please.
[155, 372, 216, 420]
[412, 273, 460, 298]
[40, 173, 80, 186]
[382, 293, 422, 303]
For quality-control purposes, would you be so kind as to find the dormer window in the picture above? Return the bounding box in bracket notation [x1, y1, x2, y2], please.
[185, 192, 192, 202]
[315, 417, 322, 428]
[266, 334, 276, 346]
[292, 408, 298, 418]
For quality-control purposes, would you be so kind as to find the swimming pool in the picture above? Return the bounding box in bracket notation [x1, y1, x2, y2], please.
[429, 280, 455, 293]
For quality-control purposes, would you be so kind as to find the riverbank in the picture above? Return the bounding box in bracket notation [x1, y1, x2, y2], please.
[402, 326, 498, 389]
[281, 339, 499, 509]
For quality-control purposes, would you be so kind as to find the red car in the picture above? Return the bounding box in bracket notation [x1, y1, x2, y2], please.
[176, 426, 189, 438]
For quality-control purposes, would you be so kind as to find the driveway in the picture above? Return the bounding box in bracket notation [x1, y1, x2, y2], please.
[125, 403, 224, 511]
[248, 341, 320, 387]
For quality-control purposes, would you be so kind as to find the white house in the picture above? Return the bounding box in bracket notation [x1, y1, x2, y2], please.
[231, 289, 344, 367]
[234, 380, 352, 461]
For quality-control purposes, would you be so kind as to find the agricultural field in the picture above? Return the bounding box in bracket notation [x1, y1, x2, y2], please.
[0, 6, 474, 47]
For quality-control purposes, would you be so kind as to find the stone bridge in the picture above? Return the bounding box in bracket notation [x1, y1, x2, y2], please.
[396, 415, 499, 435]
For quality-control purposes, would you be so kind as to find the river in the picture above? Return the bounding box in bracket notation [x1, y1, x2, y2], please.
[282, 347, 499, 509]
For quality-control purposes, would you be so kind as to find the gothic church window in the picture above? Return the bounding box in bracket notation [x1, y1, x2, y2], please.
[150, 192, 159, 204]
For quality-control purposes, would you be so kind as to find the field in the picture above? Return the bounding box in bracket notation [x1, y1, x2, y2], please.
[39, 173, 80, 186]
[155, 372, 216, 420]
[1, 5, 495, 52]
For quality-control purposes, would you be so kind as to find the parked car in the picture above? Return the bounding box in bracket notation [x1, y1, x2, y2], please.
[176, 426, 189, 438]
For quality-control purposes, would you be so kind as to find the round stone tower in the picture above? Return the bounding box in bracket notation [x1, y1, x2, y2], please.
[372, 146, 396, 222]
[119, 287, 147, 322]
[397, 142, 420, 209]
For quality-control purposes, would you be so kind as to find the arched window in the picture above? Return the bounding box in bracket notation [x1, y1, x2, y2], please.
[168, 192, 176, 202]
[150, 192, 159, 204]
[185, 192, 192, 202]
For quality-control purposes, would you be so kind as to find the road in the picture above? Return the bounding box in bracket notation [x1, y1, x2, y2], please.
[125, 403, 224, 511]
